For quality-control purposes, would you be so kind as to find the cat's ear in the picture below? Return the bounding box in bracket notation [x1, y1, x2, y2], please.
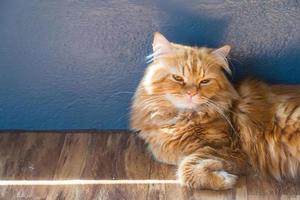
[212, 45, 231, 59]
[152, 32, 172, 59]
[212, 45, 231, 74]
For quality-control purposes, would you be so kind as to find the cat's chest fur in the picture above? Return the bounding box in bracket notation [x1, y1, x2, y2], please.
[139, 110, 234, 164]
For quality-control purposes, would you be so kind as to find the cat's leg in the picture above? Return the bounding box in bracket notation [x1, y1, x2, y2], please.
[147, 143, 179, 165]
[177, 153, 238, 190]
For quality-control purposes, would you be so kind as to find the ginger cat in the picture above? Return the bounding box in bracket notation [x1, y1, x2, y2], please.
[130, 32, 300, 190]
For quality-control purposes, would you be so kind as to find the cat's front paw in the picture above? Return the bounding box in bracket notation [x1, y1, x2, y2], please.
[178, 168, 237, 190]
[178, 170, 237, 190]
[177, 157, 238, 190]
[213, 170, 238, 190]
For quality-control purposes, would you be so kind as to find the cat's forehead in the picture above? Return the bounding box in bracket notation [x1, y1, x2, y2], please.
[168, 48, 218, 77]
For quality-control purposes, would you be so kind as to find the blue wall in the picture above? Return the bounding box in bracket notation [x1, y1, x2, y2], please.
[0, 0, 299, 130]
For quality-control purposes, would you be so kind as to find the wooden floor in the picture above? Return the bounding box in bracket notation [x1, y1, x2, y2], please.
[0, 132, 299, 200]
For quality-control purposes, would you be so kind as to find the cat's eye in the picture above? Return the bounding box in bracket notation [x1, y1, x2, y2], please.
[199, 79, 211, 85]
[172, 74, 184, 82]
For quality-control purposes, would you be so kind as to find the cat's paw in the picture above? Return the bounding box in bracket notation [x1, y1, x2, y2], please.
[177, 157, 238, 190]
[213, 170, 238, 190]
[178, 169, 237, 190]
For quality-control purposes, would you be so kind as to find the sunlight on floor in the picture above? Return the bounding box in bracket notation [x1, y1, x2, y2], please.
[0, 180, 181, 185]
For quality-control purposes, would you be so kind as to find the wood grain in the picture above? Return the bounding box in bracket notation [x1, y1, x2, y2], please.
[0, 132, 298, 200]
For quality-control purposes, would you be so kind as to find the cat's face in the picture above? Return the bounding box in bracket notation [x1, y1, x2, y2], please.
[142, 32, 233, 111]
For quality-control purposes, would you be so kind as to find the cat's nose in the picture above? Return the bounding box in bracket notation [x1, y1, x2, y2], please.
[186, 86, 198, 97]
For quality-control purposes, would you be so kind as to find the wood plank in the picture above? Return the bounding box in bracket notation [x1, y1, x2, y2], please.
[0, 132, 298, 199]
[52, 133, 91, 179]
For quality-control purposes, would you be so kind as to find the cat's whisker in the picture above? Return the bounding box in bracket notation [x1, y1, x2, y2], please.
[227, 56, 242, 64]
[138, 97, 164, 106]
[109, 91, 135, 98]
[201, 98, 235, 129]
[146, 58, 154, 64]
[142, 97, 165, 103]
[204, 102, 237, 135]
[116, 112, 129, 123]
[145, 50, 169, 63]
[114, 92, 135, 95]
[199, 97, 238, 116]
[140, 100, 166, 110]
[145, 53, 154, 60]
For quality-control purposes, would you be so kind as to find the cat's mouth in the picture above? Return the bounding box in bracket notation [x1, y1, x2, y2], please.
[165, 93, 200, 110]
[186, 97, 197, 109]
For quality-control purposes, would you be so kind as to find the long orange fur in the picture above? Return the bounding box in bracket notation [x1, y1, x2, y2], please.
[130, 32, 300, 190]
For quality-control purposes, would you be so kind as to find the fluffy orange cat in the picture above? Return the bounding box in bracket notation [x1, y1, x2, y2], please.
[130, 32, 300, 190]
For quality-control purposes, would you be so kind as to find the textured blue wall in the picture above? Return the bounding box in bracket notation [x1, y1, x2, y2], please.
[0, 0, 299, 130]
